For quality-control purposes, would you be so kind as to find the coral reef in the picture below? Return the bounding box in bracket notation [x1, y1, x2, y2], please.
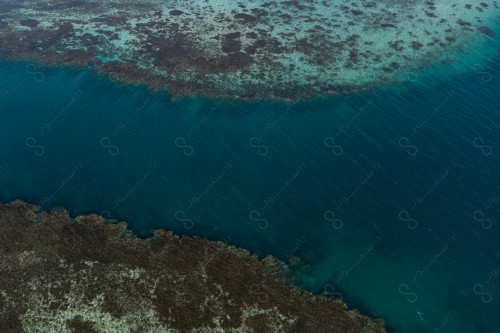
[0, 200, 386, 333]
[0, 0, 497, 99]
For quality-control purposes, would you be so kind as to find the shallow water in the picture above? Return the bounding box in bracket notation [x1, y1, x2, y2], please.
[1, 23, 500, 333]
[3, 0, 499, 98]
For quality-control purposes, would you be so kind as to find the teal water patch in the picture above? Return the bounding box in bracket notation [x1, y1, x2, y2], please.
[0, 35, 499, 332]
[390, 15, 500, 92]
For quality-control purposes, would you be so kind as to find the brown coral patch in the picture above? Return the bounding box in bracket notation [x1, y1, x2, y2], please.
[0, 200, 387, 333]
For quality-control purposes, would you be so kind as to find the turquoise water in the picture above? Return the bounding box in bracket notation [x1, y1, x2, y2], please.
[1, 31, 500, 333]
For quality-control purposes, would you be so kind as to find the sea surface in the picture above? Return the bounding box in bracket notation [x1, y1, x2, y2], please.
[1, 26, 499, 333]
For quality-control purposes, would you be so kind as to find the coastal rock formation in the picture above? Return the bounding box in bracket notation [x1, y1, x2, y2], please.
[0, 0, 497, 99]
[0, 200, 386, 333]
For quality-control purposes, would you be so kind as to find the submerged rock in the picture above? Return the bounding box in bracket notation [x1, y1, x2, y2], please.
[0, 200, 386, 333]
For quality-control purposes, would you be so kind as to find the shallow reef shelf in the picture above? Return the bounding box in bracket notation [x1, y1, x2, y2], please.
[0, 200, 386, 333]
[0, 0, 498, 98]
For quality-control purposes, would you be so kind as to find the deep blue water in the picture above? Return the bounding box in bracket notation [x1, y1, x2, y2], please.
[1, 31, 500, 333]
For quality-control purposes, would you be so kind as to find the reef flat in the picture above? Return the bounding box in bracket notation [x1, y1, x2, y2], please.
[0, 200, 386, 333]
[0, 0, 498, 99]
